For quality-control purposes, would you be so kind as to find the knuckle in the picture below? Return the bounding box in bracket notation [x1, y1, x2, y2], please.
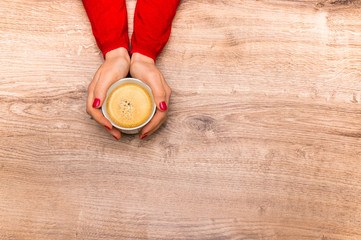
[86, 106, 92, 115]
[87, 83, 94, 92]
[167, 87, 172, 96]
[93, 88, 106, 99]
[93, 88, 102, 98]
[155, 91, 166, 99]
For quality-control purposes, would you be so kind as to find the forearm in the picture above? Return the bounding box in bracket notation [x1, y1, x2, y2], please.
[131, 0, 181, 61]
[82, 0, 129, 58]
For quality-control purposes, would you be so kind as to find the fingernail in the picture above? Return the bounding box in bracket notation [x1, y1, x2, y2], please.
[140, 134, 147, 140]
[104, 125, 111, 130]
[92, 98, 100, 108]
[159, 101, 167, 111]
[113, 135, 119, 140]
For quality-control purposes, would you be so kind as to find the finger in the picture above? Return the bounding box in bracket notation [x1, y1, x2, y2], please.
[160, 76, 172, 107]
[143, 72, 168, 112]
[104, 127, 122, 140]
[87, 85, 113, 129]
[87, 67, 101, 104]
[140, 110, 167, 139]
[93, 71, 123, 109]
[93, 65, 102, 83]
[88, 66, 101, 108]
[88, 103, 113, 128]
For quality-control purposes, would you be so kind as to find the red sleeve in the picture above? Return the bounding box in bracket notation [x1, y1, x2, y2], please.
[131, 0, 181, 62]
[82, 0, 129, 58]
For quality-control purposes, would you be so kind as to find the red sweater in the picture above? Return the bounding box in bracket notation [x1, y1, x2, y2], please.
[82, 0, 181, 61]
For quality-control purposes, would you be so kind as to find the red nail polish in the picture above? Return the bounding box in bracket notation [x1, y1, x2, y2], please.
[113, 135, 119, 140]
[159, 101, 167, 111]
[140, 134, 147, 140]
[92, 98, 100, 108]
[104, 125, 111, 130]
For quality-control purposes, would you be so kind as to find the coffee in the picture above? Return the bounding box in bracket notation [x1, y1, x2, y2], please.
[106, 83, 153, 128]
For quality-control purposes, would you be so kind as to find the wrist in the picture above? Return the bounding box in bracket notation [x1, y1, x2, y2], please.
[131, 52, 155, 65]
[105, 47, 130, 62]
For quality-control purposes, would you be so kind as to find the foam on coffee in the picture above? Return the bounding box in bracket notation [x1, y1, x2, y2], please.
[106, 83, 153, 128]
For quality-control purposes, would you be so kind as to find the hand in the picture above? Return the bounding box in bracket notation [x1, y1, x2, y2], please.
[130, 53, 172, 139]
[86, 47, 130, 140]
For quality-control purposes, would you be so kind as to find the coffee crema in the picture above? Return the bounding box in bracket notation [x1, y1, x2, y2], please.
[106, 83, 153, 128]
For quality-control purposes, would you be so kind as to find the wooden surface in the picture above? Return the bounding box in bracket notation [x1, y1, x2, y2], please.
[1, 0, 361, 239]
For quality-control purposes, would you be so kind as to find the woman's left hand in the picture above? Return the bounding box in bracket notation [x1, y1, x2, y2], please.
[130, 53, 172, 139]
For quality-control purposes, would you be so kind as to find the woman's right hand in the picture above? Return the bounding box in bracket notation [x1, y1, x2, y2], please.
[86, 47, 130, 140]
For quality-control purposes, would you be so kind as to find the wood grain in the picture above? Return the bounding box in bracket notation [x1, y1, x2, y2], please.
[0, 0, 361, 239]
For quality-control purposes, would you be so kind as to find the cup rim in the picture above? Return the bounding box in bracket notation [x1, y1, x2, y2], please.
[101, 78, 156, 131]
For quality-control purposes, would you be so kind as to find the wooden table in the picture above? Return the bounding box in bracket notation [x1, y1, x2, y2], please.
[1, 0, 360, 239]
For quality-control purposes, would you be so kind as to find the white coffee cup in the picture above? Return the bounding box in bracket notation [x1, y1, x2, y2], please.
[101, 78, 156, 134]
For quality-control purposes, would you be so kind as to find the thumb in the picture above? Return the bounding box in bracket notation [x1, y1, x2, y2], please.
[142, 72, 168, 112]
[92, 72, 119, 109]
[152, 86, 168, 112]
